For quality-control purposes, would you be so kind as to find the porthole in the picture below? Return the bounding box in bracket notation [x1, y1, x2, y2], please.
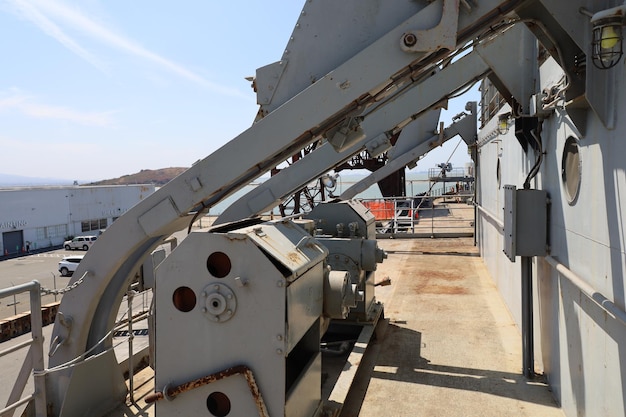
[561, 136, 581, 204]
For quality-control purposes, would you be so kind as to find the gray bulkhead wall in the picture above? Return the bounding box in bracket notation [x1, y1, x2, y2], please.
[538, 54, 626, 417]
[476, 56, 626, 417]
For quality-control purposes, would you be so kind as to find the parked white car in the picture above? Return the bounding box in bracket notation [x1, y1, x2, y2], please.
[58, 255, 84, 276]
[63, 236, 97, 251]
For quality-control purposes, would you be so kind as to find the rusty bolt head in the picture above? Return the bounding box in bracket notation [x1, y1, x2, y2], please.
[403, 33, 417, 48]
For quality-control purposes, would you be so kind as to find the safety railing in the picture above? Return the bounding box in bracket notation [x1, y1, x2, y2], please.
[0, 282, 152, 416]
[360, 194, 475, 238]
[427, 167, 470, 180]
[119, 285, 153, 403]
[0, 281, 46, 417]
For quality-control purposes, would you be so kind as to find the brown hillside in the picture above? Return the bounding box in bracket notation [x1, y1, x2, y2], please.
[86, 167, 188, 186]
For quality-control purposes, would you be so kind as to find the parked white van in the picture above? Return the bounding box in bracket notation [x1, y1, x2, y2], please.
[63, 236, 98, 251]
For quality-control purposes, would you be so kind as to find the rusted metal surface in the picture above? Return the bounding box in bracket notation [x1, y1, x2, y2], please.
[145, 364, 269, 416]
[241, 365, 270, 417]
[143, 391, 163, 404]
[145, 365, 247, 403]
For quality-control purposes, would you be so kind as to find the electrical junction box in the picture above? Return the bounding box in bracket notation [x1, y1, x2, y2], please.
[503, 185, 548, 262]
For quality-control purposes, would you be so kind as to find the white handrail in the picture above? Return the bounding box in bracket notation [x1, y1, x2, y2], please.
[544, 256, 626, 327]
[0, 281, 46, 417]
[474, 203, 504, 230]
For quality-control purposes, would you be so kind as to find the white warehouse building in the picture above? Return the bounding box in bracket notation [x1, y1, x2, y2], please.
[0, 184, 155, 256]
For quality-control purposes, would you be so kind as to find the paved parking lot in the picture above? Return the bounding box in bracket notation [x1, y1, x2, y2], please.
[0, 221, 207, 319]
[0, 249, 78, 318]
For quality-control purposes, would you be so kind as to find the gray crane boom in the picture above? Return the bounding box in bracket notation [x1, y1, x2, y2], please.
[216, 48, 493, 224]
[44, 0, 532, 414]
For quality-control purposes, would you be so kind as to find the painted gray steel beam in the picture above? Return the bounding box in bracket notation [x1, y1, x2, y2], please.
[45, 0, 532, 413]
[387, 104, 443, 161]
[340, 103, 477, 200]
[475, 23, 538, 113]
[215, 110, 439, 225]
[216, 50, 491, 225]
[255, 0, 428, 114]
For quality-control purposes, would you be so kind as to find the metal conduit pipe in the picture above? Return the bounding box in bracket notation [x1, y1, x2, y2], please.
[474, 203, 504, 230]
[521, 256, 534, 378]
[544, 256, 626, 327]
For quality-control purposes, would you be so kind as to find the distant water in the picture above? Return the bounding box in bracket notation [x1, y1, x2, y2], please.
[208, 172, 453, 215]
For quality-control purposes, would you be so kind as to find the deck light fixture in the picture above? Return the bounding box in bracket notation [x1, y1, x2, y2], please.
[498, 113, 510, 135]
[584, 5, 626, 69]
[321, 174, 336, 189]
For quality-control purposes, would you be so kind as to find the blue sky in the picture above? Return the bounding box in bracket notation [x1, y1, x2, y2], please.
[0, 0, 474, 182]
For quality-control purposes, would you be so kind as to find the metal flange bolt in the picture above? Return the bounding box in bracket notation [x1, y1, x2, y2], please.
[403, 33, 417, 48]
[202, 284, 237, 323]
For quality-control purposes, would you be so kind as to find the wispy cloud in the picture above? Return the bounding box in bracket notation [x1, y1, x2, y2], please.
[6, 0, 107, 72]
[5, 0, 251, 99]
[0, 90, 115, 126]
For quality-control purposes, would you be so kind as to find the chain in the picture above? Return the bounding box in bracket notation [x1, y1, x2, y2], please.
[41, 271, 91, 295]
